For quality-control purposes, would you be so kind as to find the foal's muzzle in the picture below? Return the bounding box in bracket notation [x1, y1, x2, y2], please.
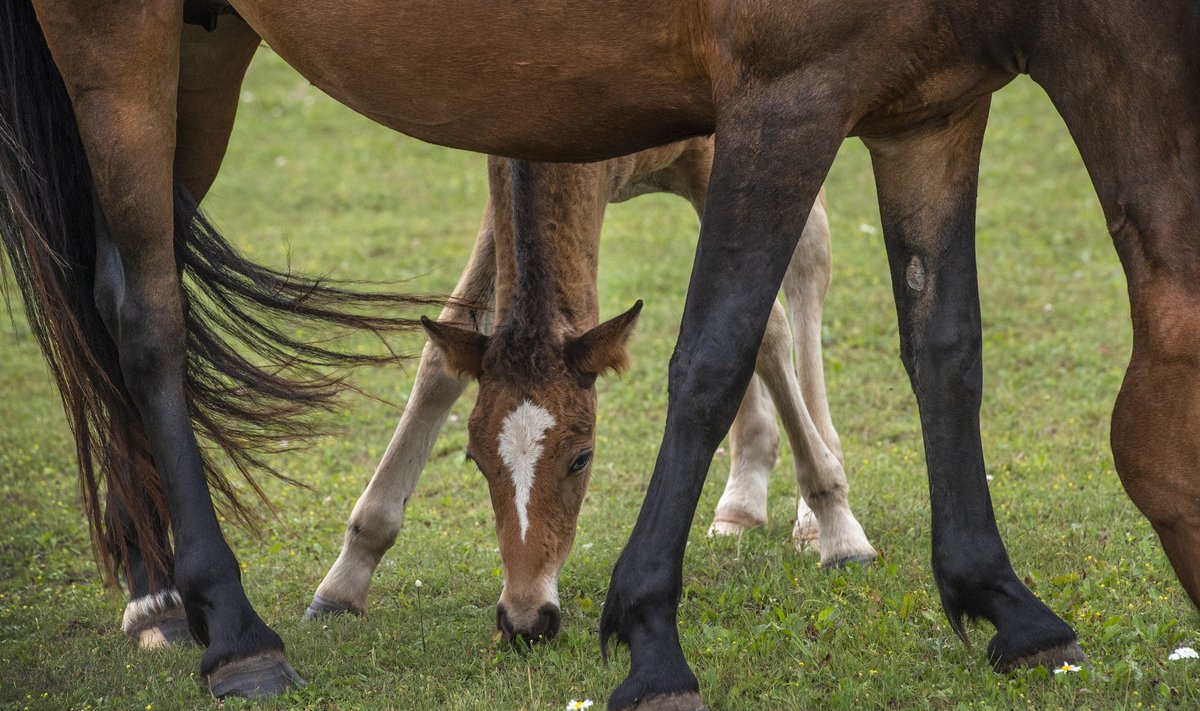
[496, 602, 561, 645]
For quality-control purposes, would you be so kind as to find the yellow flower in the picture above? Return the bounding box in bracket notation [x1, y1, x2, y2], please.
[566, 700, 594, 710]
[1053, 662, 1081, 674]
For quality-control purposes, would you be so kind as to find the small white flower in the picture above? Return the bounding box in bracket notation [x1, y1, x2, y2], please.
[414, 579, 423, 588]
[566, 701, 594, 710]
[857, 223, 878, 236]
[1168, 646, 1198, 661]
[986, 474, 994, 482]
[1053, 662, 1081, 674]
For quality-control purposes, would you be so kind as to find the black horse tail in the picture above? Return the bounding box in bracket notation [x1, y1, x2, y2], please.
[0, 2, 442, 586]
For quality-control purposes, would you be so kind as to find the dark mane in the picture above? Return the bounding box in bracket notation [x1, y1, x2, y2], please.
[485, 160, 562, 383]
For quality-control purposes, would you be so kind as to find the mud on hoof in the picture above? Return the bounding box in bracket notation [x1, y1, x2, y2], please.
[207, 650, 306, 698]
[612, 692, 708, 711]
[123, 589, 193, 649]
[994, 640, 1089, 674]
[302, 593, 362, 621]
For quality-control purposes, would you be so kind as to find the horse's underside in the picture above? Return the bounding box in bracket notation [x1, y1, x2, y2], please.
[3, 0, 1199, 709]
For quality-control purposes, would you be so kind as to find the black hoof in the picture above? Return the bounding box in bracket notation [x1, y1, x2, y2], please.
[822, 553, 877, 570]
[206, 650, 306, 698]
[994, 640, 1089, 674]
[302, 593, 361, 621]
[612, 692, 709, 711]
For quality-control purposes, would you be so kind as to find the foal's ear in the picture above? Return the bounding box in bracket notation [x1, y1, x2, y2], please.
[421, 316, 488, 379]
[564, 300, 643, 388]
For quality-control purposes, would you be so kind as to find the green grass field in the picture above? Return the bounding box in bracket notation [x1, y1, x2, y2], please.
[1, 47, 1197, 710]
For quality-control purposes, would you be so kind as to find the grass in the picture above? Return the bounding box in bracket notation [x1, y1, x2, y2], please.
[1, 47, 1197, 710]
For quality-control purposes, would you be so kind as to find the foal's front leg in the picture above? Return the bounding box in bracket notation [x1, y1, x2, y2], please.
[864, 97, 1084, 671]
[33, 0, 299, 695]
[307, 208, 497, 618]
[600, 92, 846, 710]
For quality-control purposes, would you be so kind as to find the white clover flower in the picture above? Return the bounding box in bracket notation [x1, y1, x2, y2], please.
[1053, 662, 1082, 674]
[1168, 646, 1198, 661]
[566, 700, 594, 710]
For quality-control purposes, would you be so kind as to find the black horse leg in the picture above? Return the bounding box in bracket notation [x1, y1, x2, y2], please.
[863, 97, 1085, 670]
[31, 1, 301, 695]
[600, 92, 845, 711]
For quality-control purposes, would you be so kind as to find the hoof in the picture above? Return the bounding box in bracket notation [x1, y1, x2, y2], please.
[613, 692, 708, 711]
[207, 650, 306, 698]
[123, 590, 193, 649]
[995, 640, 1089, 674]
[792, 523, 820, 550]
[131, 614, 193, 649]
[707, 509, 762, 537]
[821, 553, 877, 570]
[302, 593, 362, 621]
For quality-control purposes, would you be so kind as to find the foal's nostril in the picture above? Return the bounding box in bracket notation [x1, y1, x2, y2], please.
[536, 603, 561, 641]
[496, 603, 515, 639]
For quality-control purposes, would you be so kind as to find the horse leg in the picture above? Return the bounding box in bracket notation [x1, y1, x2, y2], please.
[1110, 267, 1200, 609]
[31, 1, 300, 695]
[645, 137, 786, 542]
[307, 208, 497, 618]
[863, 97, 1083, 671]
[600, 90, 846, 710]
[708, 376, 779, 535]
[175, 16, 261, 199]
[754, 301, 876, 566]
[111, 13, 262, 649]
[782, 189, 843, 462]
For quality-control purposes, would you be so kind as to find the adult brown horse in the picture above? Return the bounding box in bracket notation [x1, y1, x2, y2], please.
[2, 1, 1198, 710]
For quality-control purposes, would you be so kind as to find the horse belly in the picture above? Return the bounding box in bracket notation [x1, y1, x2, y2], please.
[230, 1, 715, 161]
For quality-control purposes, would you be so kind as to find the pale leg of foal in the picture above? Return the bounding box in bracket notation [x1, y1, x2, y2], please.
[756, 301, 876, 566]
[306, 217, 496, 617]
[708, 377, 781, 534]
[781, 190, 850, 549]
[708, 192, 871, 562]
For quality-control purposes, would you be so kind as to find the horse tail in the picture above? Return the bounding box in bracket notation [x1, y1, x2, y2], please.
[0, 2, 443, 586]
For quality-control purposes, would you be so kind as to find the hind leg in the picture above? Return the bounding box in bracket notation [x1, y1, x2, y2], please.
[1110, 262, 1200, 609]
[308, 210, 497, 618]
[33, 1, 299, 696]
[113, 13, 259, 651]
[107, 492, 190, 649]
[708, 376, 780, 535]
[865, 97, 1082, 670]
[755, 301, 875, 565]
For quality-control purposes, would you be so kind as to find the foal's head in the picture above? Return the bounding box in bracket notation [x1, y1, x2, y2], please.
[423, 301, 641, 644]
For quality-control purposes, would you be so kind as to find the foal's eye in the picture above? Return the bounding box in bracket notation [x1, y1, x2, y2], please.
[569, 450, 593, 474]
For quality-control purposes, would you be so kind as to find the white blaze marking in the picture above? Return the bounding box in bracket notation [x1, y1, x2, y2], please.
[498, 400, 556, 542]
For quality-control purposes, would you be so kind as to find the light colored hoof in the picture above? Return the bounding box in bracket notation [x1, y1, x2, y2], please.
[707, 508, 763, 537]
[791, 515, 820, 553]
[132, 615, 192, 649]
[123, 589, 191, 649]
